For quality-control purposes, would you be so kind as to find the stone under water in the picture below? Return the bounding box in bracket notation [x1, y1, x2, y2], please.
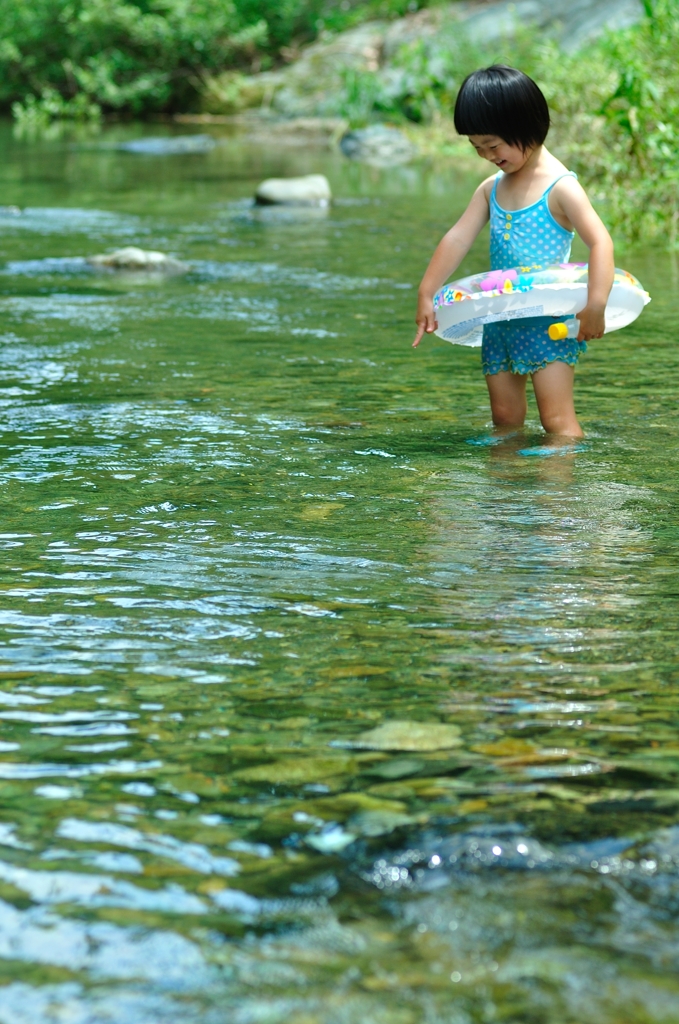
[117, 134, 216, 155]
[345, 721, 463, 752]
[88, 247, 188, 273]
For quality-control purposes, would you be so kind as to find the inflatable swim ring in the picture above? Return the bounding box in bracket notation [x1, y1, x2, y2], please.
[433, 262, 650, 347]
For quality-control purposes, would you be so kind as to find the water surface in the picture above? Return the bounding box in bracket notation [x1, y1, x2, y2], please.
[0, 122, 677, 1024]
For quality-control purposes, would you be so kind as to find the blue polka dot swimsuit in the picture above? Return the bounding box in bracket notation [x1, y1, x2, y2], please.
[482, 171, 587, 376]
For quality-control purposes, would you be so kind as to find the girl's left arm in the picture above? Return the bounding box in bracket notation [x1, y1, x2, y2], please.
[554, 178, 615, 342]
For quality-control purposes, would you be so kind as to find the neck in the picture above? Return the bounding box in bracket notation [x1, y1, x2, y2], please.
[513, 144, 543, 178]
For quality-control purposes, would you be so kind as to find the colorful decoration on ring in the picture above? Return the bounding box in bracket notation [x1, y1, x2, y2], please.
[433, 262, 650, 347]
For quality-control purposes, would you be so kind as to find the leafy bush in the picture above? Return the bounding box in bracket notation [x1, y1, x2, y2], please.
[592, 0, 679, 243]
[235, 0, 425, 59]
[12, 88, 102, 139]
[0, 0, 262, 114]
[0, 0, 441, 117]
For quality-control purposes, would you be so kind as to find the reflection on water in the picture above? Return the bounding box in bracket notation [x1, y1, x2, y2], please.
[0, 122, 677, 1022]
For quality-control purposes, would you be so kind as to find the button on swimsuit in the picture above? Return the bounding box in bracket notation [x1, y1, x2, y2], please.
[482, 171, 587, 376]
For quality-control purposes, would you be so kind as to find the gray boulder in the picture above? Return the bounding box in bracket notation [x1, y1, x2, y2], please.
[88, 247, 188, 273]
[340, 125, 416, 165]
[458, 0, 642, 52]
[255, 174, 331, 206]
[204, 22, 386, 119]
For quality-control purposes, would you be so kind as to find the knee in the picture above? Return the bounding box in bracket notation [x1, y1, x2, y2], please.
[540, 410, 580, 435]
[492, 402, 526, 428]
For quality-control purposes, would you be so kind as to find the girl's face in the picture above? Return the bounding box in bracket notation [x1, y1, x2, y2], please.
[467, 134, 533, 173]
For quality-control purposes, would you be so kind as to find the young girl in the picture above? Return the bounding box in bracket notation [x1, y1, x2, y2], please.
[413, 65, 614, 439]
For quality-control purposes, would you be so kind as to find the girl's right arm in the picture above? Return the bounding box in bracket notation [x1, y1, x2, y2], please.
[413, 179, 492, 348]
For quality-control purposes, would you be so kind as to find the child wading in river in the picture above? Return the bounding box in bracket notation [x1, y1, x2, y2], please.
[413, 65, 614, 439]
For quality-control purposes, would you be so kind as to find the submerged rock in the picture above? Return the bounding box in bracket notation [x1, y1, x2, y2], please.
[363, 830, 556, 890]
[233, 754, 353, 784]
[348, 808, 418, 837]
[637, 824, 679, 866]
[210, 887, 261, 914]
[303, 791, 408, 820]
[364, 757, 426, 780]
[118, 134, 216, 155]
[255, 174, 332, 206]
[340, 125, 417, 165]
[343, 720, 462, 752]
[305, 825, 356, 853]
[88, 247, 188, 274]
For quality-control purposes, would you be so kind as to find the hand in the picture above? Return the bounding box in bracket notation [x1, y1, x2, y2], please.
[413, 294, 438, 347]
[575, 305, 605, 341]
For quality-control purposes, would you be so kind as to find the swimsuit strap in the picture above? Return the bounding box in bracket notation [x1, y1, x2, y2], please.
[491, 170, 578, 208]
[542, 171, 578, 197]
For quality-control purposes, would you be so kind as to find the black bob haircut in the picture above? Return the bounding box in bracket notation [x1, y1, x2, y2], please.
[454, 65, 550, 150]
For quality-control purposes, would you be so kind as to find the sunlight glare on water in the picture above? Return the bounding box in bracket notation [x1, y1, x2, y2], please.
[0, 122, 677, 1023]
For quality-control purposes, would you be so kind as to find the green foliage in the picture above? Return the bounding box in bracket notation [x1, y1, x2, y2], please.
[338, 68, 384, 126]
[593, 0, 679, 242]
[12, 88, 102, 139]
[0, 0, 250, 114]
[335, 27, 488, 127]
[235, 0, 430, 57]
[523, 0, 679, 244]
[0, 0, 440, 117]
[373, 32, 487, 123]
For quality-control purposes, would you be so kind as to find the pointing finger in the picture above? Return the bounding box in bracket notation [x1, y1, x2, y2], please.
[412, 323, 425, 348]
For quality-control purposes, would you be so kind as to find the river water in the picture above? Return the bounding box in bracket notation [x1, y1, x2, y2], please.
[0, 121, 677, 1023]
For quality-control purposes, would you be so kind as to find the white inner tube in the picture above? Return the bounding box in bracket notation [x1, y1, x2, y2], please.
[433, 262, 650, 347]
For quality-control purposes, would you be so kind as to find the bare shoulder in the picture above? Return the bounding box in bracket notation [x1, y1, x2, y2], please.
[549, 172, 611, 242]
[475, 174, 497, 203]
[549, 174, 595, 224]
[551, 173, 590, 207]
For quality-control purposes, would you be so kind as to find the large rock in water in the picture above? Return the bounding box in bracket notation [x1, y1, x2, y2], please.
[255, 174, 331, 206]
[340, 125, 416, 165]
[88, 247, 188, 273]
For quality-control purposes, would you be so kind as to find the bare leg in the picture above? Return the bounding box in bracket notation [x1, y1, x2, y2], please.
[531, 361, 583, 437]
[485, 371, 528, 429]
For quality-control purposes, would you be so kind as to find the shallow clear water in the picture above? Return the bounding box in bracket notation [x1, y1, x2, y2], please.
[0, 120, 678, 1023]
